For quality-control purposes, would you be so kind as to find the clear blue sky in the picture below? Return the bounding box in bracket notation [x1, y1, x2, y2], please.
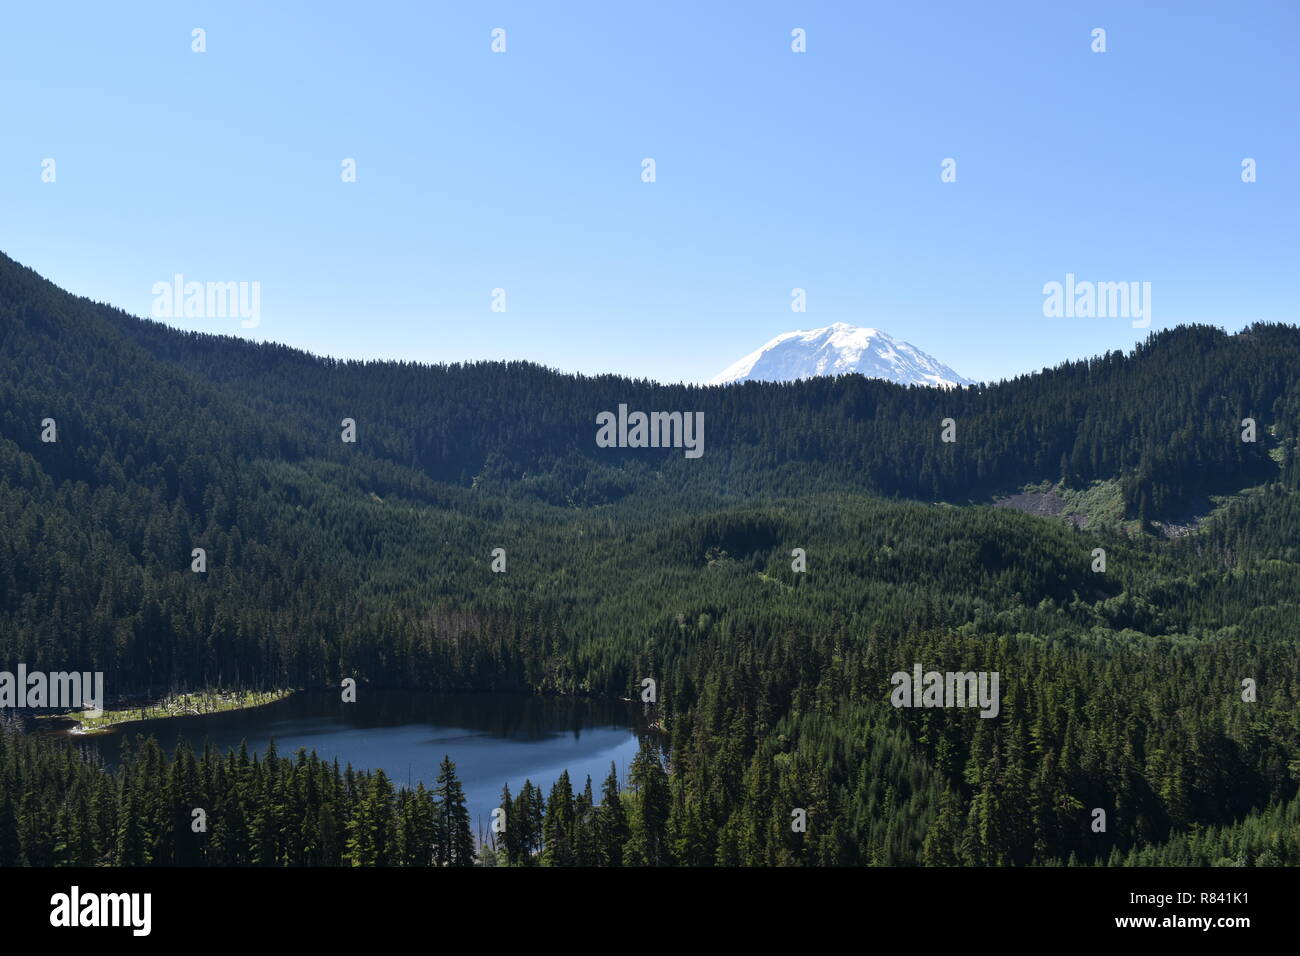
[1, 0, 1295, 384]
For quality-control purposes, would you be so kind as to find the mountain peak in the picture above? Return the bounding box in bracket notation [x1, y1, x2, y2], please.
[709, 324, 972, 388]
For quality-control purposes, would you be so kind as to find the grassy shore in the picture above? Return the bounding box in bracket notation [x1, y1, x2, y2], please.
[43, 688, 293, 734]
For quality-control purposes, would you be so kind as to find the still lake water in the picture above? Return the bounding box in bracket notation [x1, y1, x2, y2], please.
[68, 691, 647, 830]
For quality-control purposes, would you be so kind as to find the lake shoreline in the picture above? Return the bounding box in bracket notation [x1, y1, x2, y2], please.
[33, 685, 668, 740]
[37, 688, 295, 736]
[57, 690, 647, 826]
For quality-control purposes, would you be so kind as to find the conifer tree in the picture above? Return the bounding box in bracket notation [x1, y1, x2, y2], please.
[626, 745, 671, 866]
[542, 770, 576, 866]
[434, 756, 475, 866]
[595, 763, 628, 867]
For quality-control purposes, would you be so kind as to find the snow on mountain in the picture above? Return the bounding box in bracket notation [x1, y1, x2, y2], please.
[708, 323, 973, 389]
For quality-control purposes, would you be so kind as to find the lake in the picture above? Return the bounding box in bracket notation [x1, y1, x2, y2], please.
[64, 691, 648, 830]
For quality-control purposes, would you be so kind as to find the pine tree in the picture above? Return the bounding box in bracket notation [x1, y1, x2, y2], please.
[626, 745, 671, 866]
[499, 783, 521, 865]
[542, 770, 576, 866]
[574, 775, 599, 866]
[595, 762, 628, 867]
[114, 775, 147, 866]
[434, 755, 475, 866]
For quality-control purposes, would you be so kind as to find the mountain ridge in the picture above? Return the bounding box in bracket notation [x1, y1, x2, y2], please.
[1, 249, 1295, 521]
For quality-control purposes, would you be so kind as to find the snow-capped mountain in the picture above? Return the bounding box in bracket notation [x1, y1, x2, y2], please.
[709, 323, 973, 388]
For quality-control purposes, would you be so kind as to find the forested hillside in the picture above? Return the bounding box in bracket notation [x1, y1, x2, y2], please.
[5, 251, 1298, 515]
[1, 250, 1298, 866]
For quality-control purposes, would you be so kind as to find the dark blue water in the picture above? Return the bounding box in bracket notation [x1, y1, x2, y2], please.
[69, 691, 646, 830]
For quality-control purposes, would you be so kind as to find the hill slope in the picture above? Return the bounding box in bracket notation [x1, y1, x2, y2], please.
[6, 252, 1297, 516]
